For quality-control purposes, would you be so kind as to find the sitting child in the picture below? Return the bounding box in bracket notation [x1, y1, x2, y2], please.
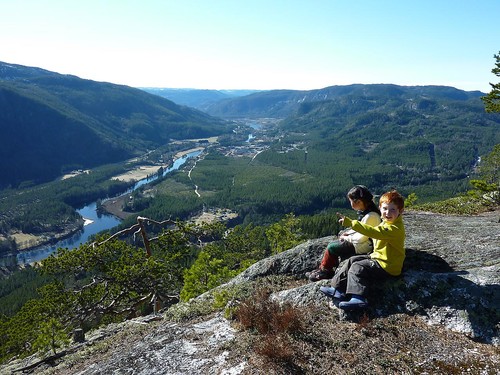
[320, 190, 406, 310]
[308, 185, 381, 282]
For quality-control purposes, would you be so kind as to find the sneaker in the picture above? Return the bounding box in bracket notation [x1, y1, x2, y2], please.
[338, 295, 368, 310]
[308, 268, 334, 282]
[319, 286, 346, 300]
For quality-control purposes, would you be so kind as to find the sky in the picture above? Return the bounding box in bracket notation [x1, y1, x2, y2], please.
[1, 0, 499, 92]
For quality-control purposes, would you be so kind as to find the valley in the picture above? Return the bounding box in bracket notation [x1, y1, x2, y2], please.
[1, 74, 499, 268]
[100, 120, 278, 221]
[103, 120, 275, 211]
[0, 119, 277, 264]
[1, 75, 499, 369]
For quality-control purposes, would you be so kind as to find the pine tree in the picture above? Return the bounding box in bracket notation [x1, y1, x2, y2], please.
[482, 51, 500, 112]
[180, 249, 235, 301]
[265, 213, 304, 255]
[33, 318, 69, 355]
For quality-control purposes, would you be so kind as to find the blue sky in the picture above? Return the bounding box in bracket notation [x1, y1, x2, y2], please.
[1, 0, 499, 92]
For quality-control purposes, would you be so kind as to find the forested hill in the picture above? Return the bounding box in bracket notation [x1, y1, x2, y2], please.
[275, 85, 500, 177]
[0, 61, 232, 188]
[203, 84, 500, 195]
[203, 84, 485, 118]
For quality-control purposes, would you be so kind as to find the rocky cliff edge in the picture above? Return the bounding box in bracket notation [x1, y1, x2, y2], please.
[3, 210, 499, 374]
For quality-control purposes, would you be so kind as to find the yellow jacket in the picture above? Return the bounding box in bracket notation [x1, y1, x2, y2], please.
[342, 215, 406, 276]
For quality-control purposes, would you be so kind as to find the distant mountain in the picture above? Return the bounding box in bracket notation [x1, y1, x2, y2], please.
[272, 84, 500, 184]
[140, 88, 261, 111]
[200, 83, 499, 199]
[0, 62, 233, 188]
[203, 84, 486, 118]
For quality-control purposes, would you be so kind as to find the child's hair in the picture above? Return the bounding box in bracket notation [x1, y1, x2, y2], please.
[348, 185, 380, 215]
[379, 190, 405, 210]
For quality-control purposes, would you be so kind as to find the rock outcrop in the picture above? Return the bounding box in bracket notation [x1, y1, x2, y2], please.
[266, 210, 500, 345]
[2, 210, 499, 374]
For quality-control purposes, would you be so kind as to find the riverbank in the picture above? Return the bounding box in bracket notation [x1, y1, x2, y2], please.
[101, 195, 135, 220]
[103, 147, 207, 220]
[110, 147, 205, 184]
[111, 165, 165, 183]
[11, 219, 84, 251]
[174, 146, 205, 159]
[6, 148, 206, 259]
[1, 145, 212, 264]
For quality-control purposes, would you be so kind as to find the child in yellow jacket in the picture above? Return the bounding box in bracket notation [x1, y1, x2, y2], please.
[320, 190, 406, 310]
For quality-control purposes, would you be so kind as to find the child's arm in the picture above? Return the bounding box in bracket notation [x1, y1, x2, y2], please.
[337, 213, 403, 241]
[343, 212, 380, 244]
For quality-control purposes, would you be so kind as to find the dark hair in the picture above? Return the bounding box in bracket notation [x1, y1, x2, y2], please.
[348, 185, 380, 215]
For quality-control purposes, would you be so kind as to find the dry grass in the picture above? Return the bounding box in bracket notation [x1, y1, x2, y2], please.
[232, 285, 500, 375]
[111, 165, 165, 182]
[12, 277, 498, 374]
[235, 288, 305, 335]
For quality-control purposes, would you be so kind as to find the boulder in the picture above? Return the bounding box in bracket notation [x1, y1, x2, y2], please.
[233, 210, 500, 344]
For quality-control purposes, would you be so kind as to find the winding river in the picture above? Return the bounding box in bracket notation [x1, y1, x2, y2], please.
[9, 150, 202, 266]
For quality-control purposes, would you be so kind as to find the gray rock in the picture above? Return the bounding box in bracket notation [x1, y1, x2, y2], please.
[3, 209, 499, 374]
[74, 315, 239, 375]
[228, 236, 334, 283]
[263, 210, 500, 345]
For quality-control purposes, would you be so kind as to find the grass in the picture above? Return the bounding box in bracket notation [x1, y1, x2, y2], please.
[414, 194, 496, 215]
[224, 281, 500, 374]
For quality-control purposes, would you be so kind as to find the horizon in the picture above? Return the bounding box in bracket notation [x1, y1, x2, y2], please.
[136, 84, 487, 94]
[0, 59, 490, 95]
[1, 1, 499, 93]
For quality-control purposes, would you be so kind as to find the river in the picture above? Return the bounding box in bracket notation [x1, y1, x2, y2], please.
[8, 150, 202, 266]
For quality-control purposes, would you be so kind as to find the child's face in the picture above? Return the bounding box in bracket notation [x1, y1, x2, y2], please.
[348, 197, 365, 211]
[380, 201, 403, 223]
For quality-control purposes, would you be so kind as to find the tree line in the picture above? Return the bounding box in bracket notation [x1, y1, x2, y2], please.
[0, 212, 334, 362]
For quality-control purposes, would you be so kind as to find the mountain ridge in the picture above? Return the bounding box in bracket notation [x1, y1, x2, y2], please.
[140, 87, 261, 110]
[0, 61, 232, 188]
[203, 83, 486, 118]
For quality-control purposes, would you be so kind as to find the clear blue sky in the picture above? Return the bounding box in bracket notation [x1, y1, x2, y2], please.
[1, 0, 499, 92]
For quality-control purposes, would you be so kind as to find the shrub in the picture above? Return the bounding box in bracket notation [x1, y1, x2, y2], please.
[234, 287, 305, 364]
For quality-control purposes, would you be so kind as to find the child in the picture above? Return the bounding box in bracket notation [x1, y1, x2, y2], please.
[320, 190, 406, 310]
[308, 185, 381, 282]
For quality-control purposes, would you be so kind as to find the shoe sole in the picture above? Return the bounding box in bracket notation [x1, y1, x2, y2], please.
[308, 272, 333, 282]
[338, 303, 368, 310]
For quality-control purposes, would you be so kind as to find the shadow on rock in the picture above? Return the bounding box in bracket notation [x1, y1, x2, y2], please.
[403, 248, 454, 273]
[225, 235, 499, 345]
[362, 248, 499, 345]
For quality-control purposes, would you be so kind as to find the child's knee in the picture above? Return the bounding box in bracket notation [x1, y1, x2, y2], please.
[326, 240, 341, 254]
[349, 261, 371, 277]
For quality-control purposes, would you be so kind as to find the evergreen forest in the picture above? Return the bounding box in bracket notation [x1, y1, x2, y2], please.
[0, 59, 499, 364]
[0, 61, 233, 189]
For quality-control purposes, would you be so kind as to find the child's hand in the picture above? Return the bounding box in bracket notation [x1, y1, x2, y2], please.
[336, 212, 345, 226]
